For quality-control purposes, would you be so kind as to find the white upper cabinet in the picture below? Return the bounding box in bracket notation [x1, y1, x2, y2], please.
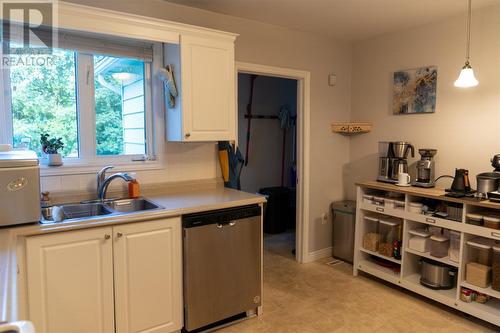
[165, 34, 236, 142]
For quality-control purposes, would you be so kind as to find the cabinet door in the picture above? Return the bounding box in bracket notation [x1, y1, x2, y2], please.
[25, 227, 115, 333]
[113, 218, 182, 333]
[180, 34, 236, 141]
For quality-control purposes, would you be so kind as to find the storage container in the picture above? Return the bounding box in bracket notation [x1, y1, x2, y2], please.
[408, 228, 431, 253]
[428, 226, 442, 237]
[446, 203, 463, 222]
[467, 238, 493, 266]
[363, 233, 380, 252]
[493, 246, 500, 291]
[362, 194, 374, 204]
[449, 231, 461, 263]
[394, 200, 405, 210]
[466, 213, 483, 226]
[483, 215, 500, 230]
[384, 199, 395, 209]
[430, 234, 450, 258]
[378, 218, 400, 257]
[372, 196, 385, 206]
[466, 262, 491, 288]
[409, 202, 423, 214]
[363, 215, 379, 224]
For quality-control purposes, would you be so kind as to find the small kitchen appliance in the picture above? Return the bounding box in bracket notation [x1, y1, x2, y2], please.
[413, 149, 437, 188]
[182, 205, 262, 332]
[390, 141, 415, 182]
[0, 149, 40, 226]
[476, 172, 500, 199]
[446, 168, 474, 198]
[420, 258, 457, 290]
[377, 141, 394, 183]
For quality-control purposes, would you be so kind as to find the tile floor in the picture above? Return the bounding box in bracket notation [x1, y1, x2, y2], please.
[218, 231, 498, 333]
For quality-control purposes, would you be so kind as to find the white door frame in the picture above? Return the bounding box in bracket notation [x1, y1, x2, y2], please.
[236, 62, 310, 263]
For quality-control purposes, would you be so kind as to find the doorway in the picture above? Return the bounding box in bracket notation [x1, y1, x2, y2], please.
[236, 62, 310, 263]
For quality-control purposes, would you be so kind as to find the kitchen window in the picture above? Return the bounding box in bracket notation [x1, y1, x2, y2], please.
[0, 30, 160, 170]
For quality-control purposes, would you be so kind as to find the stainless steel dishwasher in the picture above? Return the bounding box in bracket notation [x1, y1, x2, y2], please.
[182, 205, 262, 332]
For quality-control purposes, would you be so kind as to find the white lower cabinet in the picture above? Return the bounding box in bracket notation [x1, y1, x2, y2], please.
[25, 218, 182, 333]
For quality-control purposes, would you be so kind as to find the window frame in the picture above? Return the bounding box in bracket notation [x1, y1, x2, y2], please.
[0, 43, 164, 176]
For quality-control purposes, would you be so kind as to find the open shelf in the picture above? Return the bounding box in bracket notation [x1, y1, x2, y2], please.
[360, 247, 401, 264]
[360, 202, 406, 219]
[357, 259, 400, 284]
[458, 299, 500, 326]
[405, 248, 459, 267]
[402, 273, 457, 306]
[461, 282, 500, 300]
[355, 182, 500, 327]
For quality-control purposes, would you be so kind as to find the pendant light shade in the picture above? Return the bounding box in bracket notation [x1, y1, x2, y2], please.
[454, 62, 479, 88]
[454, 0, 478, 88]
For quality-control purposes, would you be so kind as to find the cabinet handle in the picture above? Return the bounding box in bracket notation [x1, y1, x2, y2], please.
[185, 132, 191, 138]
[216, 224, 223, 229]
[491, 232, 500, 239]
[104, 234, 111, 240]
[117, 232, 123, 238]
[426, 218, 436, 224]
[229, 222, 236, 226]
[376, 207, 384, 213]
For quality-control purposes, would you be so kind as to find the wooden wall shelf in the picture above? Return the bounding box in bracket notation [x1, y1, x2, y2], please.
[331, 122, 372, 135]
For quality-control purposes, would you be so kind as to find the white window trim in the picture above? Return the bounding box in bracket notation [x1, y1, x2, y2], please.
[0, 42, 165, 177]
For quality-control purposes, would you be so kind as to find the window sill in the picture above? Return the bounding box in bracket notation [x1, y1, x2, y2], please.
[40, 160, 165, 177]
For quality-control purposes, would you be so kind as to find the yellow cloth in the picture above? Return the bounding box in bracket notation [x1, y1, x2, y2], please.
[218, 149, 229, 182]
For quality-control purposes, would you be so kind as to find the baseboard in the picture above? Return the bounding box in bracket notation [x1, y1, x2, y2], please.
[305, 247, 332, 263]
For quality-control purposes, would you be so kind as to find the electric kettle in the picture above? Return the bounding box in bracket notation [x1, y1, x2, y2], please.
[450, 169, 471, 193]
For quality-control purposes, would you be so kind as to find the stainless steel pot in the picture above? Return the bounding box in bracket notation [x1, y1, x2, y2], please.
[420, 258, 456, 290]
[476, 172, 500, 197]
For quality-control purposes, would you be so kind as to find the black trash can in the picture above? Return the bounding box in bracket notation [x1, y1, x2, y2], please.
[259, 187, 291, 234]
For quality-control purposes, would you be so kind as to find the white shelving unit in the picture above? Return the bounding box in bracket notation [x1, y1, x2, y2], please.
[354, 181, 500, 327]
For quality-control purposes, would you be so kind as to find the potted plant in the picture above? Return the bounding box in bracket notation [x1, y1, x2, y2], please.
[40, 134, 64, 166]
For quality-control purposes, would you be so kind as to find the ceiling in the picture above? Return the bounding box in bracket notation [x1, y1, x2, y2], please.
[165, 0, 497, 42]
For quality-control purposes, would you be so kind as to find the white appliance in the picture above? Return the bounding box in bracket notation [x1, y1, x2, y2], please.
[0, 149, 40, 226]
[0, 321, 36, 333]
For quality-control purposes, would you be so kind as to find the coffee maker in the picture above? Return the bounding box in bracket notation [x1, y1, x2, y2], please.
[413, 149, 437, 188]
[377, 142, 394, 183]
[377, 141, 415, 183]
[390, 141, 415, 182]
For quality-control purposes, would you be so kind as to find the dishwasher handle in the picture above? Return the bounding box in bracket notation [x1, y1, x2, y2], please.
[183, 205, 261, 228]
[216, 221, 237, 229]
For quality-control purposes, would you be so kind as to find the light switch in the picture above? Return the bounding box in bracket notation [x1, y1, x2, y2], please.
[328, 74, 337, 86]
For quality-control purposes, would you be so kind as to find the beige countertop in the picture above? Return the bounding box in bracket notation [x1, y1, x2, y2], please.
[0, 184, 266, 322]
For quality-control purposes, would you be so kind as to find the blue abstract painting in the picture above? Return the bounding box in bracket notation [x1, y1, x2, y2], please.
[393, 66, 437, 114]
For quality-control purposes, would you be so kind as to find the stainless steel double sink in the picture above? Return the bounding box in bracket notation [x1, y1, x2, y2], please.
[41, 198, 162, 224]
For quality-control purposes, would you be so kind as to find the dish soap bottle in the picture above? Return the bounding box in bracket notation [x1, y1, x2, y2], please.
[128, 179, 140, 198]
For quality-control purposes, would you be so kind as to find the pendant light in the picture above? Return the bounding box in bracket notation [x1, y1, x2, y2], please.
[454, 0, 479, 88]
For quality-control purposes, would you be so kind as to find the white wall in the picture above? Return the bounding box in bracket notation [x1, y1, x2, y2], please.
[237, 74, 297, 194]
[61, 0, 352, 253]
[347, 4, 500, 199]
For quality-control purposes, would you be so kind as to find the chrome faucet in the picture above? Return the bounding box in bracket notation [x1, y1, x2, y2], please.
[97, 166, 134, 201]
